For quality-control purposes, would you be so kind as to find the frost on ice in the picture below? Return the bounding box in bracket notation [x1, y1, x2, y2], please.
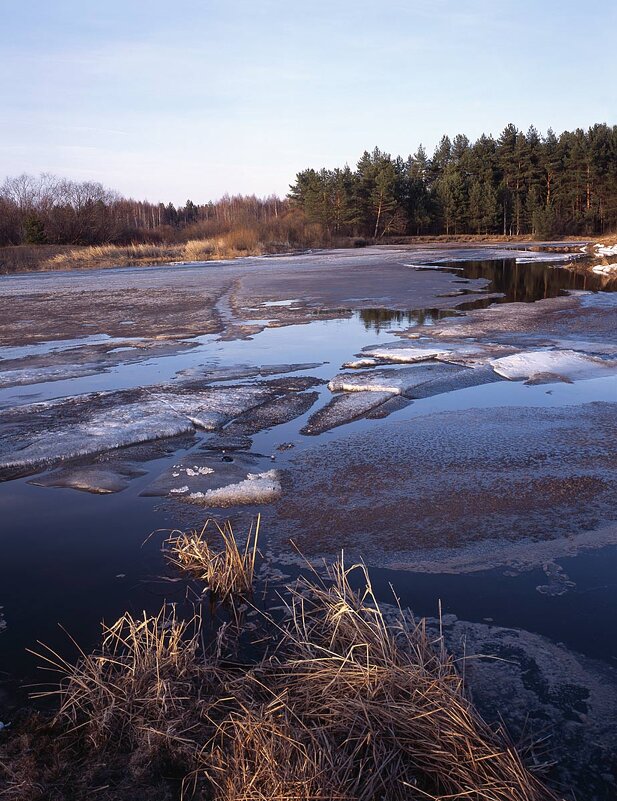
[490, 350, 617, 383]
[187, 470, 281, 507]
[0, 385, 271, 478]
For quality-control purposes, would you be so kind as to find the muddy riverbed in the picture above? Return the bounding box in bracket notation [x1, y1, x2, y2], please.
[1, 244, 616, 796]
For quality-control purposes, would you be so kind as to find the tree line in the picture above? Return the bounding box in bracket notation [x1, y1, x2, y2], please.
[289, 123, 617, 238]
[1, 122, 615, 248]
[0, 173, 288, 247]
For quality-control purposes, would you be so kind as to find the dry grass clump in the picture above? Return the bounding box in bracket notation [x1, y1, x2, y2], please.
[164, 518, 259, 603]
[30, 606, 212, 762]
[44, 242, 184, 270]
[205, 703, 358, 801]
[250, 560, 559, 801]
[1, 530, 561, 801]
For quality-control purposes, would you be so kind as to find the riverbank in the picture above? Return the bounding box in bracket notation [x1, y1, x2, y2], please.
[0, 234, 594, 275]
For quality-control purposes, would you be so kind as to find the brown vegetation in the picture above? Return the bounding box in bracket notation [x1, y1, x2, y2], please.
[0, 216, 326, 274]
[0, 523, 561, 801]
[164, 518, 259, 603]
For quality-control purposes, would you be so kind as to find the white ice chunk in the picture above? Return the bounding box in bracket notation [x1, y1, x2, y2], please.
[362, 341, 517, 368]
[187, 470, 281, 506]
[328, 363, 463, 396]
[185, 466, 215, 476]
[490, 350, 617, 382]
[362, 346, 447, 364]
[342, 358, 380, 368]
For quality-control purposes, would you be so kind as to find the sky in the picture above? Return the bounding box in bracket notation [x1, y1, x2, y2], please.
[1, 0, 615, 204]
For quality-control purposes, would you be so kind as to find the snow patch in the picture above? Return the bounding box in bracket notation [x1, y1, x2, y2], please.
[595, 243, 617, 257]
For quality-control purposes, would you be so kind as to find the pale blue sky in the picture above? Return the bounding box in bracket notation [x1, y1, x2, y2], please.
[1, 0, 615, 203]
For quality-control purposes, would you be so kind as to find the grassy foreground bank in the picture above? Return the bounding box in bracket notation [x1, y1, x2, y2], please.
[0, 522, 560, 801]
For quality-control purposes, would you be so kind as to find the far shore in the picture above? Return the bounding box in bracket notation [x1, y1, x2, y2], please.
[0, 234, 605, 276]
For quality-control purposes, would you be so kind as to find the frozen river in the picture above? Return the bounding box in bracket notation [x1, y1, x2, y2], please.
[1, 244, 617, 793]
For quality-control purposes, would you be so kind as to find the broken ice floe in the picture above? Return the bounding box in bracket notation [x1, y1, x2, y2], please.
[0, 339, 199, 389]
[205, 434, 254, 451]
[301, 391, 394, 435]
[141, 452, 275, 505]
[327, 362, 467, 396]
[1, 400, 195, 477]
[536, 561, 576, 596]
[0, 385, 271, 478]
[0, 364, 104, 388]
[490, 350, 617, 383]
[342, 358, 380, 369]
[176, 362, 322, 383]
[359, 345, 449, 364]
[348, 341, 518, 370]
[223, 391, 319, 436]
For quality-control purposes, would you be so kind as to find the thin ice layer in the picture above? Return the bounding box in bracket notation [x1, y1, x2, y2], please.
[301, 391, 394, 435]
[0, 385, 272, 476]
[29, 464, 147, 494]
[1, 401, 194, 473]
[141, 452, 270, 498]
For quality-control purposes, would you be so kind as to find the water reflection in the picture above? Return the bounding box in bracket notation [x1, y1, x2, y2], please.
[358, 307, 458, 332]
[357, 259, 617, 330]
[436, 258, 617, 302]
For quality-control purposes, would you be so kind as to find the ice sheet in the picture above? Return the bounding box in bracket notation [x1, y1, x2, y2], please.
[328, 363, 465, 396]
[301, 391, 393, 435]
[490, 350, 617, 382]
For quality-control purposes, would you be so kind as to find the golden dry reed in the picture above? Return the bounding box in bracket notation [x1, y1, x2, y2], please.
[4, 523, 562, 801]
[164, 517, 260, 602]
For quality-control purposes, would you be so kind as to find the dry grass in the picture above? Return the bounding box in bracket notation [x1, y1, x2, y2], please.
[0, 215, 328, 274]
[246, 560, 559, 801]
[164, 517, 260, 603]
[1, 525, 561, 801]
[29, 605, 212, 760]
[205, 704, 358, 801]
